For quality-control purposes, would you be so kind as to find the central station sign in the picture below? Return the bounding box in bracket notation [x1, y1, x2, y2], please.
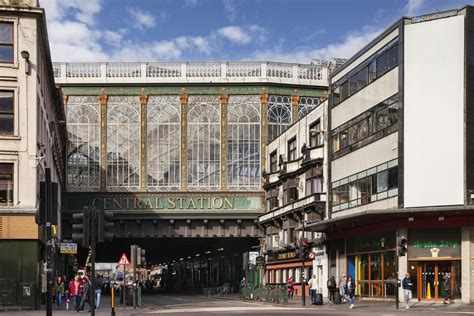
[65, 194, 264, 212]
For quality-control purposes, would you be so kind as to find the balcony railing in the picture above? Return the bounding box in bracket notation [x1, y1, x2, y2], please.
[53, 62, 329, 85]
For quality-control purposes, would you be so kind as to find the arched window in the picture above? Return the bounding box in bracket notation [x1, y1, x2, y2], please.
[227, 95, 261, 191]
[187, 95, 220, 191]
[267, 95, 291, 142]
[298, 96, 320, 119]
[106, 96, 140, 191]
[66, 96, 100, 191]
[147, 95, 180, 191]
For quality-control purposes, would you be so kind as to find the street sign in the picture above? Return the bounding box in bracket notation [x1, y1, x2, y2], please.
[118, 252, 130, 266]
[59, 242, 78, 254]
[256, 256, 265, 267]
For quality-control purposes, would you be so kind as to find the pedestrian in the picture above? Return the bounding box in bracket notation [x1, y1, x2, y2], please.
[54, 276, 65, 309]
[69, 275, 83, 312]
[338, 272, 347, 303]
[402, 273, 413, 309]
[443, 272, 451, 304]
[347, 275, 355, 309]
[65, 288, 70, 310]
[327, 276, 337, 303]
[308, 274, 318, 305]
[94, 274, 103, 310]
[287, 276, 295, 299]
[240, 276, 246, 289]
[79, 274, 92, 312]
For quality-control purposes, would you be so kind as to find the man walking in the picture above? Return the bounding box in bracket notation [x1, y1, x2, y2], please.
[338, 272, 347, 303]
[402, 273, 413, 309]
[79, 274, 92, 312]
[308, 274, 318, 305]
[443, 272, 451, 304]
[94, 274, 103, 310]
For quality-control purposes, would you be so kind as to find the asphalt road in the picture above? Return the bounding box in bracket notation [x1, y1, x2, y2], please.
[4, 293, 474, 316]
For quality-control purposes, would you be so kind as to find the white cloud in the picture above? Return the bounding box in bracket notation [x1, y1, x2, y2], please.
[404, 0, 426, 16]
[252, 27, 382, 63]
[183, 0, 199, 7]
[127, 7, 157, 30]
[223, 0, 237, 22]
[217, 26, 251, 44]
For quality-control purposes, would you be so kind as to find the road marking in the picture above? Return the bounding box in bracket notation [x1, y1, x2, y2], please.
[148, 306, 306, 314]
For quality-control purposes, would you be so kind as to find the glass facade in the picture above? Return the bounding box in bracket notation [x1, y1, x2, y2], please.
[106, 96, 141, 191]
[66, 96, 101, 191]
[147, 95, 181, 191]
[187, 95, 221, 191]
[227, 95, 261, 191]
[65, 93, 317, 192]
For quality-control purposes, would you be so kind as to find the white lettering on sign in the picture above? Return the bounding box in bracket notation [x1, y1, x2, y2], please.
[60, 243, 78, 254]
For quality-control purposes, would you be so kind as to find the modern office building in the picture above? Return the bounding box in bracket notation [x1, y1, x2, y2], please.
[258, 99, 328, 297]
[0, 0, 66, 309]
[304, 6, 474, 303]
[53, 60, 332, 290]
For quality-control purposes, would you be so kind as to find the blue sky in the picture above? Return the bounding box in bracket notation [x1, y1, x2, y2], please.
[40, 0, 474, 63]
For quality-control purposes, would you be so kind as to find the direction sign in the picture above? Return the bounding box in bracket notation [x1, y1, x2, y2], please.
[59, 242, 77, 254]
[118, 253, 130, 266]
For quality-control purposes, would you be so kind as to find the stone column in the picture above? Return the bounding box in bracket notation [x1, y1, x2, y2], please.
[99, 93, 108, 191]
[461, 226, 473, 303]
[220, 93, 228, 191]
[291, 95, 299, 123]
[140, 93, 148, 191]
[180, 93, 188, 191]
[260, 93, 268, 180]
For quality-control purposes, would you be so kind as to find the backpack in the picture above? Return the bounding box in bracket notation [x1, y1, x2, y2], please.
[327, 279, 335, 288]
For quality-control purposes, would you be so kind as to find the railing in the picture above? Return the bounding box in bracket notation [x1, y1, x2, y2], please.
[240, 284, 288, 304]
[53, 62, 329, 85]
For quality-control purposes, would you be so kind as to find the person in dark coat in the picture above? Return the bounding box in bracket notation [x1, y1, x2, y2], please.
[443, 272, 451, 304]
[327, 276, 337, 303]
[347, 275, 356, 309]
[79, 275, 92, 312]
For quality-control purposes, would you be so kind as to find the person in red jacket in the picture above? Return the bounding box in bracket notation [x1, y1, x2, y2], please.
[69, 275, 83, 311]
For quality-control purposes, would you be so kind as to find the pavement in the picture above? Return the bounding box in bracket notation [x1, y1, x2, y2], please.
[3, 292, 474, 315]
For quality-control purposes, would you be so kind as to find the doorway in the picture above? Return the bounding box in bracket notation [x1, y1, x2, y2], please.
[414, 260, 460, 301]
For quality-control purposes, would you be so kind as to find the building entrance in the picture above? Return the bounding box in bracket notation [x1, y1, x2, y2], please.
[409, 260, 460, 301]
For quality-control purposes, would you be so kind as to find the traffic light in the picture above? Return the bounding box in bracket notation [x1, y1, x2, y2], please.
[397, 236, 408, 257]
[97, 210, 114, 243]
[141, 248, 146, 267]
[299, 238, 315, 260]
[72, 207, 91, 248]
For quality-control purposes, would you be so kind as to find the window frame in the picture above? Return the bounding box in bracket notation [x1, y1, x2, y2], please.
[0, 162, 14, 206]
[0, 22, 14, 64]
[309, 120, 321, 148]
[287, 137, 297, 161]
[0, 89, 15, 136]
[270, 150, 278, 173]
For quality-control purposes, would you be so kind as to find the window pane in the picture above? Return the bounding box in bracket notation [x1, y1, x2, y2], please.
[377, 51, 389, 77]
[388, 167, 398, 189]
[339, 184, 349, 204]
[0, 45, 13, 63]
[0, 23, 13, 42]
[349, 67, 367, 95]
[340, 81, 349, 101]
[267, 95, 291, 142]
[0, 163, 13, 206]
[389, 45, 398, 68]
[376, 107, 389, 131]
[0, 91, 13, 113]
[0, 113, 13, 134]
[377, 170, 388, 193]
[368, 60, 377, 83]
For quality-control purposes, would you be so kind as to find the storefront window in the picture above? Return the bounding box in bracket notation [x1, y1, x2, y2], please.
[358, 254, 369, 296]
[384, 252, 397, 297]
[370, 253, 382, 297]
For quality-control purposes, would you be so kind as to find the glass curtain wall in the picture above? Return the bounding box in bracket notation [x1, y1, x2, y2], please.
[106, 96, 141, 191]
[187, 95, 221, 191]
[227, 95, 261, 191]
[267, 95, 291, 142]
[66, 96, 101, 191]
[147, 95, 181, 191]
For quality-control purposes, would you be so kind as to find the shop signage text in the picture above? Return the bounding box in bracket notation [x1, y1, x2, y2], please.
[92, 197, 234, 210]
[413, 240, 457, 249]
[277, 251, 297, 260]
[60, 242, 77, 254]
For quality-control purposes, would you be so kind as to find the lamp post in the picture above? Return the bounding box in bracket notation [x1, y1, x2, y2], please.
[301, 217, 306, 306]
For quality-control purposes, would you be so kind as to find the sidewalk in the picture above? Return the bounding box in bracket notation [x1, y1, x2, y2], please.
[216, 294, 474, 313]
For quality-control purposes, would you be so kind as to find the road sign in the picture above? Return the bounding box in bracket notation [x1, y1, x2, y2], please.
[60, 242, 78, 254]
[256, 256, 265, 267]
[118, 253, 130, 266]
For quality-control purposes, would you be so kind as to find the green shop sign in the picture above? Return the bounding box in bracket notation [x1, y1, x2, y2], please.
[413, 240, 457, 249]
[65, 194, 263, 212]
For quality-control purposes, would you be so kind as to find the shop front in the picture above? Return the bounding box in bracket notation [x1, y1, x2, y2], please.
[345, 231, 397, 299]
[407, 228, 461, 301]
[265, 249, 313, 297]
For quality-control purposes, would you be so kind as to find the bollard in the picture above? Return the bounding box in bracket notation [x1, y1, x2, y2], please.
[111, 286, 116, 316]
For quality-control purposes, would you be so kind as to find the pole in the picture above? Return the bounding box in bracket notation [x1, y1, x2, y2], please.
[301, 218, 306, 306]
[123, 264, 126, 310]
[395, 230, 399, 310]
[111, 286, 116, 316]
[90, 208, 96, 316]
[45, 168, 52, 316]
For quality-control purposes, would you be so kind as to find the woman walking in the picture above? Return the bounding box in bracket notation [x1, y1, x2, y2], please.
[54, 276, 65, 309]
[69, 275, 83, 311]
[347, 275, 356, 309]
[287, 276, 295, 299]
